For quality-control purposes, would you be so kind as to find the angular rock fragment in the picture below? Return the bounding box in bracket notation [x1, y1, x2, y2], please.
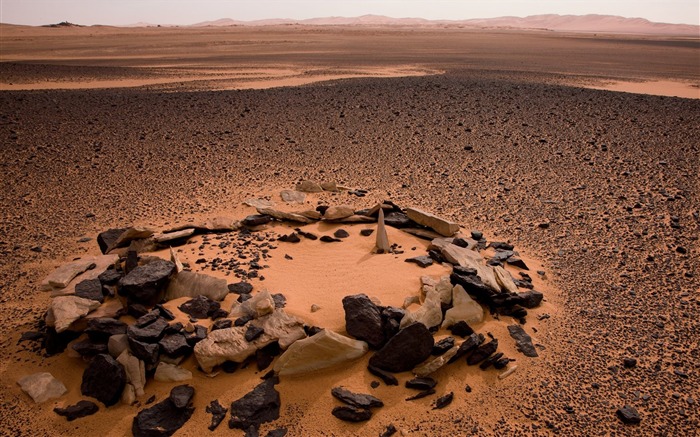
[74, 278, 104, 303]
[343, 294, 385, 349]
[273, 329, 368, 376]
[405, 208, 459, 237]
[165, 270, 229, 301]
[508, 325, 538, 357]
[447, 321, 474, 338]
[46, 296, 101, 333]
[229, 379, 281, 431]
[367, 364, 399, 386]
[616, 405, 641, 424]
[331, 406, 372, 422]
[85, 317, 127, 342]
[116, 350, 146, 397]
[119, 259, 176, 306]
[466, 339, 498, 366]
[128, 337, 160, 368]
[97, 228, 127, 254]
[406, 389, 436, 401]
[432, 336, 456, 355]
[442, 284, 484, 328]
[448, 333, 484, 364]
[153, 228, 195, 244]
[178, 295, 221, 319]
[132, 385, 195, 437]
[159, 333, 191, 358]
[17, 372, 67, 403]
[433, 392, 454, 409]
[154, 362, 192, 382]
[413, 345, 460, 377]
[405, 256, 434, 268]
[54, 400, 99, 421]
[406, 377, 437, 391]
[369, 323, 434, 373]
[375, 208, 391, 254]
[257, 207, 314, 224]
[206, 399, 228, 431]
[81, 354, 126, 407]
[331, 387, 384, 409]
[399, 288, 443, 330]
[323, 205, 354, 221]
[127, 317, 169, 343]
[296, 180, 323, 192]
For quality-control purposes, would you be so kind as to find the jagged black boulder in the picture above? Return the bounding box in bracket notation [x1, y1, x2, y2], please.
[80, 354, 126, 407]
[342, 294, 384, 349]
[368, 323, 434, 372]
[229, 378, 281, 431]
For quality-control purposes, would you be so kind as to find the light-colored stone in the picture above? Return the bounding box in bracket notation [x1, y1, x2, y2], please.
[400, 288, 443, 329]
[170, 247, 184, 273]
[46, 296, 101, 333]
[296, 180, 323, 193]
[413, 345, 460, 377]
[68, 298, 125, 332]
[17, 372, 67, 403]
[402, 295, 420, 309]
[195, 309, 306, 373]
[153, 228, 194, 244]
[430, 238, 500, 292]
[323, 205, 355, 221]
[121, 383, 136, 405]
[421, 275, 452, 305]
[41, 257, 97, 292]
[110, 227, 155, 252]
[199, 217, 240, 232]
[47, 254, 119, 297]
[154, 362, 192, 382]
[299, 210, 322, 220]
[244, 198, 275, 209]
[375, 208, 390, 254]
[494, 265, 519, 294]
[256, 207, 315, 224]
[117, 350, 146, 397]
[280, 190, 306, 203]
[229, 290, 275, 318]
[108, 334, 129, 358]
[164, 270, 228, 302]
[320, 181, 339, 192]
[406, 207, 460, 237]
[442, 285, 484, 328]
[273, 329, 368, 376]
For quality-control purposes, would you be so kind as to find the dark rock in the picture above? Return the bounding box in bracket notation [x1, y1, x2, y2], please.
[135, 310, 160, 328]
[119, 260, 176, 306]
[272, 293, 286, 309]
[470, 231, 483, 240]
[296, 229, 318, 240]
[221, 361, 239, 373]
[304, 325, 323, 337]
[125, 248, 139, 274]
[170, 385, 194, 409]
[367, 364, 398, 386]
[128, 337, 160, 368]
[212, 319, 233, 331]
[381, 317, 400, 342]
[256, 342, 280, 371]
[320, 236, 341, 243]
[384, 212, 412, 228]
[132, 393, 195, 437]
[616, 405, 641, 424]
[448, 333, 484, 364]
[370, 381, 380, 389]
[428, 249, 445, 263]
[623, 358, 638, 368]
[450, 272, 495, 303]
[127, 303, 150, 319]
[229, 282, 254, 295]
[235, 315, 254, 326]
[343, 294, 385, 349]
[466, 339, 498, 365]
[448, 321, 474, 338]
[380, 424, 398, 437]
[238, 293, 253, 303]
[278, 233, 300, 243]
[178, 295, 220, 319]
[156, 304, 175, 320]
[81, 354, 126, 407]
[360, 229, 374, 237]
[494, 357, 510, 369]
[508, 325, 538, 357]
[406, 389, 436, 401]
[72, 340, 108, 357]
[479, 352, 504, 370]
[433, 392, 454, 409]
[517, 290, 544, 308]
[98, 268, 122, 285]
[206, 399, 228, 431]
[185, 325, 208, 347]
[406, 377, 437, 391]
[265, 429, 288, 437]
[243, 215, 273, 227]
[404, 256, 434, 268]
[97, 228, 126, 254]
[19, 331, 44, 342]
[369, 323, 434, 372]
[75, 279, 104, 303]
[229, 379, 281, 431]
[54, 400, 99, 421]
[43, 328, 81, 356]
[210, 308, 230, 320]
[85, 318, 127, 342]
[333, 229, 349, 239]
[506, 256, 529, 270]
[128, 317, 169, 343]
[159, 334, 191, 357]
[165, 322, 183, 335]
[331, 387, 384, 409]
[489, 242, 514, 251]
[432, 337, 455, 355]
[331, 406, 372, 422]
[245, 325, 265, 342]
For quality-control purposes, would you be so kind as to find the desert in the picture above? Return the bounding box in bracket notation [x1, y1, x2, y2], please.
[0, 19, 698, 437]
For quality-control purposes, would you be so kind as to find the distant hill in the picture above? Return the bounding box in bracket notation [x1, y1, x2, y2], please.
[190, 14, 699, 36]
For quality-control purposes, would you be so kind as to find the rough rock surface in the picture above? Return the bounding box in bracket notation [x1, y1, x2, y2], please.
[369, 323, 434, 373]
[132, 385, 195, 437]
[274, 329, 368, 376]
[164, 270, 228, 301]
[17, 372, 67, 403]
[47, 296, 101, 333]
[405, 207, 460, 237]
[441, 285, 484, 327]
[229, 379, 281, 431]
[508, 325, 538, 357]
[81, 354, 126, 407]
[342, 294, 385, 349]
[53, 400, 99, 421]
[118, 259, 176, 305]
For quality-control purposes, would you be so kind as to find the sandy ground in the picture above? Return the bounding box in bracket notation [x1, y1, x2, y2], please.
[0, 25, 698, 436]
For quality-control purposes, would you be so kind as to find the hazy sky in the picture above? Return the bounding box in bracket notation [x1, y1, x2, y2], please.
[1, 0, 698, 26]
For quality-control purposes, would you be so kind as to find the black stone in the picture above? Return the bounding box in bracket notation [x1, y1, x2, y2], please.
[212, 319, 233, 331]
[360, 229, 374, 236]
[272, 293, 286, 309]
[508, 325, 538, 357]
[448, 321, 474, 338]
[210, 308, 229, 320]
[165, 322, 183, 334]
[54, 400, 99, 421]
[616, 405, 641, 424]
[367, 364, 398, 386]
[159, 334, 191, 357]
[428, 249, 445, 263]
[97, 228, 126, 254]
[343, 294, 385, 349]
[75, 279, 104, 303]
[98, 268, 122, 285]
[320, 236, 341, 243]
[467, 339, 498, 365]
[245, 325, 265, 342]
[489, 242, 514, 251]
[206, 399, 228, 431]
[170, 385, 194, 409]
[380, 424, 398, 437]
[278, 233, 300, 243]
[406, 377, 437, 391]
[448, 333, 484, 364]
[384, 212, 412, 228]
[85, 318, 127, 342]
[506, 256, 529, 270]
[406, 389, 436, 401]
[331, 387, 384, 409]
[125, 248, 139, 274]
[127, 303, 150, 319]
[81, 354, 126, 407]
[229, 282, 254, 294]
[452, 238, 470, 248]
[243, 215, 273, 227]
[156, 304, 175, 320]
[432, 337, 455, 355]
[479, 352, 504, 370]
[369, 323, 434, 373]
[185, 325, 208, 347]
[517, 290, 544, 309]
[72, 340, 108, 357]
[404, 256, 434, 268]
[235, 315, 254, 326]
[433, 392, 454, 409]
[132, 395, 195, 437]
[256, 342, 280, 371]
[296, 230, 318, 240]
[229, 379, 281, 431]
[221, 361, 239, 373]
[127, 317, 169, 343]
[135, 310, 160, 328]
[470, 231, 483, 240]
[494, 357, 510, 369]
[43, 328, 81, 356]
[128, 337, 160, 368]
[450, 271, 495, 303]
[333, 229, 349, 238]
[331, 406, 372, 422]
[623, 358, 638, 368]
[119, 260, 176, 306]
[178, 295, 220, 319]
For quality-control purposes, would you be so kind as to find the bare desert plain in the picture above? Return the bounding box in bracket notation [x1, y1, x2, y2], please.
[0, 23, 699, 437]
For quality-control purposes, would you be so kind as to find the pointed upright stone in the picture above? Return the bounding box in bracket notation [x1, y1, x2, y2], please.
[375, 208, 390, 254]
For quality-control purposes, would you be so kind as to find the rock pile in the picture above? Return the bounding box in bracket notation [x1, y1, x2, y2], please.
[20, 191, 548, 434]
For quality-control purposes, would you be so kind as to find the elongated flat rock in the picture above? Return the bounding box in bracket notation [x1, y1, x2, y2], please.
[406, 208, 459, 237]
[273, 329, 368, 376]
[256, 207, 315, 224]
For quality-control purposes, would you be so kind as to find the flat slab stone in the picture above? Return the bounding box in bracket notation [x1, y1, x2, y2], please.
[164, 270, 229, 302]
[47, 254, 119, 297]
[273, 329, 368, 376]
[244, 198, 276, 209]
[46, 296, 101, 333]
[17, 372, 67, 403]
[406, 208, 459, 237]
[508, 325, 538, 357]
[256, 207, 315, 224]
[153, 228, 195, 244]
[280, 190, 306, 203]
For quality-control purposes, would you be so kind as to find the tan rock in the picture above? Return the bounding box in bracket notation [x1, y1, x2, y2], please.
[332, 215, 375, 223]
[406, 207, 460, 237]
[41, 258, 97, 291]
[17, 372, 67, 403]
[110, 227, 154, 252]
[421, 275, 452, 305]
[429, 238, 500, 292]
[68, 298, 125, 332]
[121, 383, 136, 405]
[108, 334, 129, 358]
[413, 345, 460, 377]
[400, 288, 443, 329]
[154, 362, 192, 382]
[256, 207, 315, 224]
[280, 190, 306, 203]
[229, 290, 275, 318]
[296, 180, 323, 192]
[43, 254, 119, 296]
[494, 265, 519, 294]
[117, 350, 146, 397]
[322, 205, 355, 221]
[375, 208, 390, 254]
[46, 296, 101, 333]
[153, 228, 194, 244]
[273, 329, 368, 376]
[441, 285, 484, 328]
[170, 247, 184, 273]
[299, 210, 322, 220]
[164, 270, 228, 302]
[243, 198, 275, 209]
[320, 181, 339, 192]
